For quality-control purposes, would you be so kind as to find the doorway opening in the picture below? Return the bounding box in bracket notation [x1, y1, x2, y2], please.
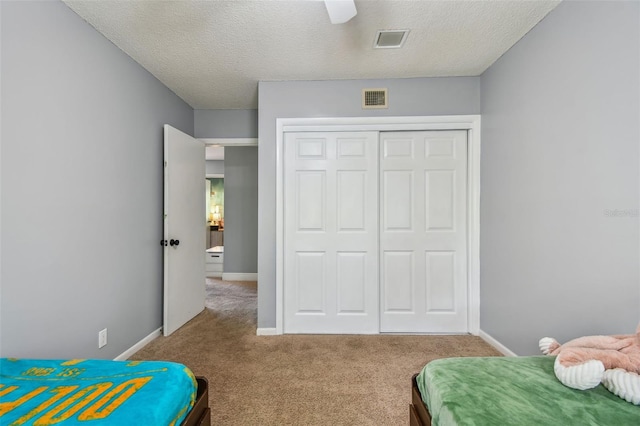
[203, 138, 259, 326]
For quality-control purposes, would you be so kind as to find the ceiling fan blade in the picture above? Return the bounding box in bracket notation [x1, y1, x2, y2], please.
[324, 0, 357, 24]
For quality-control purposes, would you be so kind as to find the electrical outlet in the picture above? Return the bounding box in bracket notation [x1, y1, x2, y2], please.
[98, 328, 107, 348]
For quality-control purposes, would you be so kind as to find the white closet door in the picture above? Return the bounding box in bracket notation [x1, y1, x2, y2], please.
[380, 131, 468, 333]
[284, 132, 379, 333]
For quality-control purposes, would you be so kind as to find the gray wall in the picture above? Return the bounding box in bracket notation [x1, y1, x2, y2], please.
[0, 1, 3, 357]
[224, 147, 258, 273]
[195, 109, 258, 138]
[480, 0, 639, 354]
[258, 77, 480, 328]
[206, 160, 224, 175]
[1, 1, 194, 358]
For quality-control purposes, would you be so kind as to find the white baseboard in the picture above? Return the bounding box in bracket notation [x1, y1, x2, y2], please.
[479, 329, 517, 357]
[256, 327, 278, 336]
[114, 327, 162, 361]
[222, 272, 257, 281]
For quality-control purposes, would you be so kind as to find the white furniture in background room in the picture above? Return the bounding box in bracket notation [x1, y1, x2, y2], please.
[205, 246, 224, 278]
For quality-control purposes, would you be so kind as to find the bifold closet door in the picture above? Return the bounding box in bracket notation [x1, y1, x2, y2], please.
[284, 132, 379, 333]
[380, 130, 468, 333]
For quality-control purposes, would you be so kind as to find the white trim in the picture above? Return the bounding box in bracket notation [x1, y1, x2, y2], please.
[256, 328, 278, 336]
[275, 115, 481, 335]
[222, 272, 258, 281]
[200, 138, 258, 146]
[275, 119, 285, 334]
[114, 328, 161, 360]
[467, 124, 481, 335]
[280, 115, 480, 132]
[479, 329, 517, 357]
[206, 174, 224, 178]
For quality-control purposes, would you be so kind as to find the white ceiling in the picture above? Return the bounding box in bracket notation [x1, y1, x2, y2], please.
[63, 0, 560, 110]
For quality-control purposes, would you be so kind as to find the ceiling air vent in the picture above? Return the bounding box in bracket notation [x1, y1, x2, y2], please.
[362, 88, 388, 109]
[374, 30, 410, 49]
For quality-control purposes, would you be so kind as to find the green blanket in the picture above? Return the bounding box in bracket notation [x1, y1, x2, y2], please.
[416, 356, 640, 426]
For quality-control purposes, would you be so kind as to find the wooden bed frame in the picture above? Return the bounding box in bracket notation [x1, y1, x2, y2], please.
[409, 374, 432, 426]
[182, 377, 211, 426]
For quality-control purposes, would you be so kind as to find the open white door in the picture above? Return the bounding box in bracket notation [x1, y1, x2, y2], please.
[163, 125, 205, 336]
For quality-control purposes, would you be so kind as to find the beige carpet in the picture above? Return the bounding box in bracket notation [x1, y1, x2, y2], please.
[132, 278, 500, 425]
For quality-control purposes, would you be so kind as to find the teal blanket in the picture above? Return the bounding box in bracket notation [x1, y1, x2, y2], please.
[417, 356, 640, 426]
[0, 358, 197, 425]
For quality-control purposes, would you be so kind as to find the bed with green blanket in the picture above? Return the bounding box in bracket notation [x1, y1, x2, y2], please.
[0, 358, 210, 425]
[410, 356, 640, 426]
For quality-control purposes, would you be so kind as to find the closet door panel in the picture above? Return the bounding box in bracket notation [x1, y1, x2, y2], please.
[425, 251, 456, 312]
[296, 171, 326, 231]
[336, 252, 367, 313]
[284, 132, 379, 334]
[383, 171, 414, 231]
[295, 252, 326, 313]
[382, 251, 414, 312]
[337, 171, 366, 231]
[425, 170, 455, 231]
[380, 130, 468, 333]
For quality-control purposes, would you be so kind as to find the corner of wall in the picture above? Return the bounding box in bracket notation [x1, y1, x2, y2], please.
[478, 330, 517, 357]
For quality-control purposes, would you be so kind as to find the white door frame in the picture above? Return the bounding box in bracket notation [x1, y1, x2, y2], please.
[275, 115, 481, 335]
[200, 138, 258, 147]
[201, 137, 257, 178]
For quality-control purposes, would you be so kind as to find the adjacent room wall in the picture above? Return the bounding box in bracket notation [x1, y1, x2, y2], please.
[224, 147, 258, 274]
[195, 109, 258, 139]
[1, 1, 194, 358]
[206, 160, 224, 175]
[258, 77, 481, 328]
[196, 109, 259, 275]
[480, 0, 640, 355]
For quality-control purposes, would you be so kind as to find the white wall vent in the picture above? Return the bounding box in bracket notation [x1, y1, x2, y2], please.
[362, 88, 388, 109]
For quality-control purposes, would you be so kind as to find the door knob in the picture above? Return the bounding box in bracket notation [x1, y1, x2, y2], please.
[170, 239, 180, 247]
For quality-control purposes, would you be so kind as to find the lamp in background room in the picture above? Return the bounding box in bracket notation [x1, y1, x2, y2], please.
[212, 205, 221, 229]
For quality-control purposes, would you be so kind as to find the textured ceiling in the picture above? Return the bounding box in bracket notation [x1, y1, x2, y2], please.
[63, 0, 560, 109]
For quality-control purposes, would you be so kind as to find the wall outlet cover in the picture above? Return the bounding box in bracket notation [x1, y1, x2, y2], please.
[98, 328, 108, 348]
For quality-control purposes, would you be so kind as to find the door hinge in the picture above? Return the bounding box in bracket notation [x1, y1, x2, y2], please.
[164, 161, 167, 168]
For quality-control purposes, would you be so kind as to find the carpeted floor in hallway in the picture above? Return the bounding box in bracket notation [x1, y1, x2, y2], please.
[131, 278, 500, 425]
